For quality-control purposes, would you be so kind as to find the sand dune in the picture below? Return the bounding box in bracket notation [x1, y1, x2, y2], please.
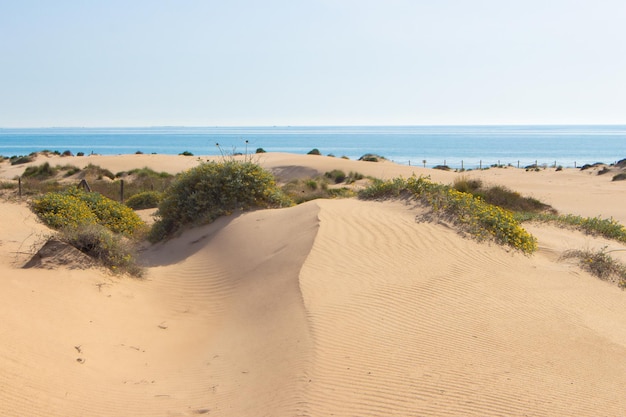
[2, 153, 626, 416]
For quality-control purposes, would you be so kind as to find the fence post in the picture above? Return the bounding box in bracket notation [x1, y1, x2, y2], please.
[120, 179, 124, 203]
[18, 177, 22, 198]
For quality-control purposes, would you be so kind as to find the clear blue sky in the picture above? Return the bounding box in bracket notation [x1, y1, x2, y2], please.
[2, 0, 626, 127]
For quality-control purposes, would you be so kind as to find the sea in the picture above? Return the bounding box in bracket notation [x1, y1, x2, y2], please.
[1, 125, 626, 169]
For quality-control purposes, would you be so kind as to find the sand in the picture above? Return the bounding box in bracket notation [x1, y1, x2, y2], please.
[2, 153, 626, 416]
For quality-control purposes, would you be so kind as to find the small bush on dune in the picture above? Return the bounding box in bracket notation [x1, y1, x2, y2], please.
[613, 173, 626, 181]
[307, 148, 322, 155]
[359, 153, 384, 162]
[561, 248, 626, 288]
[359, 176, 538, 254]
[31, 187, 146, 276]
[453, 176, 555, 214]
[83, 164, 115, 180]
[22, 162, 58, 180]
[150, 161, 293, 241]
[60, 224, 143, 277]
[325, 169, 347, 184]
[125, 191, 163, 210]
[10, 155, 35, 165]
[32, 187, 145, 236]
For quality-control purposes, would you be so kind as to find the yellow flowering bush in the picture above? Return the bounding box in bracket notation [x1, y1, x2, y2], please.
[360, 176, 538, 254]
[32, 187, 145, 237]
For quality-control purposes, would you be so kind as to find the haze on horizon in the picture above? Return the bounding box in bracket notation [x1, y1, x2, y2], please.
[1, 0, 626, 128]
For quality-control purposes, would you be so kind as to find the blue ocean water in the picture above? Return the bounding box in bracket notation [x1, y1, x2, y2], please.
[1, 125, 625, 169]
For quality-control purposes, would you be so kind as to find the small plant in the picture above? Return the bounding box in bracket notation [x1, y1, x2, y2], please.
[77, 152, 85, 156]
[255, 148, 267, 153]
[179, 151, 194, 156]
[60, 224, 143, 277]
[125, 191, 163, 210]
[561, 248, 626, 287]
[613, 173, 626, 181]
[10, 155, 35, 165]
[359, 153, 384, 162]
[82, 164, 115, 180]
[307, 148, 321, 155]
[432, 165, 451, 171]
[22, 162, 58, 180]
[325, 169, 347, 184]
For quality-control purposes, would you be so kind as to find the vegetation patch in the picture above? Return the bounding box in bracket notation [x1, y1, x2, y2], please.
[10, 154, 35, 165]
[452, 176, 555, 214]
[561, 248, 626, 288]
[30, 187, 146, 276]
[613, 173, 626, 181]
[149, 160, 292, 241]
[59, 224, 143, 277]
[22, 162, 58, 180]
[32, 187, 145, 236]
[518, 212, 626, 244]
[359, 176, 538, 254]
[359, 153, 385, 162]
[125, 191, 163, 210]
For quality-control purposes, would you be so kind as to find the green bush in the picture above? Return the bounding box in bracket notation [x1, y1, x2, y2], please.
[359, 176, 537, 254]
[613, 173, 626, 181]
[60, 224, 143, 277]
[561, 248, 626, 288]
[307, 148, 322, 155]
[32, 187, 145, 236]
[149, 161, 293, 241]
[10, 155, 35, 165]
[359, 153, 384, 162]
[325, 169, 347, 183]
[125, 191, 163, 210]
[22, 162, 58, 179]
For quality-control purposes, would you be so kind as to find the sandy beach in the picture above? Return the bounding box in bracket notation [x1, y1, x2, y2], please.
[2, 152, 626, 416]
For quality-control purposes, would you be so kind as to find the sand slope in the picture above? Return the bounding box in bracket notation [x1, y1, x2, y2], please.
[2, 154, 626, 416]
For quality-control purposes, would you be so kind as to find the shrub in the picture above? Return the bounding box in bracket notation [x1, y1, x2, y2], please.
[83, 164, 115, 180]
[613, 173, 626, 181]
[359, 153, 384, 162]
[77, 152, 85, 156]
[62, 150, 73, 156]
[359, 176, 537, 254]
[453, 176, 483, 194]
[150, 161, 292, 241]
[307, 148, 321, 155]
[432, 165, 451, 171]
[60, 224, 143, 277]
[22, 162, 58, 180]
[561, 248, 626, 288]
[125, 191, 163, 210]
[520, 213, 626, 244]
[179, 151, 194, 156]
[256, 148, 267, 153]
[325, 169, 347, 184]
[32, 190, 98, 230]
[32, 187, 145, 236]
[10, 155, 34, 165]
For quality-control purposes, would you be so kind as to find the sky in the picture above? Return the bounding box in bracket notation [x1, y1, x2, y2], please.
[1, 0, 626, 127]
